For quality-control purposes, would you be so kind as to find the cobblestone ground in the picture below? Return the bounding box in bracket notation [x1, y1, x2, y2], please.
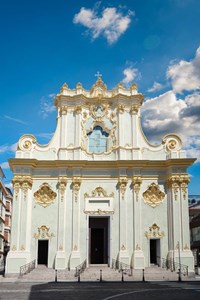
[0, 282, 200, 300]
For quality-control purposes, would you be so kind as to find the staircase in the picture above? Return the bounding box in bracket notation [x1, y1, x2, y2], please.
[18, 265, 55, 282]
[144, 265, 179, 281]
[58, 265, 143, 282]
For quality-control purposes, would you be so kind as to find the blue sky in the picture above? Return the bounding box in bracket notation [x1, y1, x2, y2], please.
[0, 0, 200, 193]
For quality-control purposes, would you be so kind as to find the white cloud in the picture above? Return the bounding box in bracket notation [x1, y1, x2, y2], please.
[0, 162, 9, 169]
[148, 81, 164, 92]
[0, 142, 17, 154]
[141, 91, 200, 161]
[122, 67, 139, 86]
[167, 46, 200, 93]
[73, 5, 134, 44]
[4, 115, 27, 125]
[40, 94, 56, 119]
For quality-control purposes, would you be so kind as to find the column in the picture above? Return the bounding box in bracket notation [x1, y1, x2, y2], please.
[118, 176, 129, 264]
[58, 106, 68, 159]
[70, 177, 81, 269]
[55, 176, 67, 269]
[132, 176, 145, 269]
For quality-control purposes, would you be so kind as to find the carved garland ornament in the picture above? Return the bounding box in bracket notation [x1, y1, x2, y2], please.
[84, 209, 114, 215]
[132, 176, 142, 201]
[34, 183, 57, 208]
[84, 186, 114, 199]
[143, 183, 165, 208]
[118, 177, 128, 200]
[58, 176, 67, 201]
[72, 177, 82, 202]
[34, 225, 54, 239]
[145, 223, 165, 239]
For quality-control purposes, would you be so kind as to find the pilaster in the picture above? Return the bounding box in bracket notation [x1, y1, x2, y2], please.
[132, 176, 145, 269]
[118, 176, 129, 264]
[55, 176, 67, 269]
[70, 177, 81, 269]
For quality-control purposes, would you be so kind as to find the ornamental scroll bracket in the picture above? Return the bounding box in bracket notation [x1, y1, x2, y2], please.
[34, 225, 54, 239]
[118, 177, 128, 200]
[58, 176, 67, 202]
[72, 177, 82, 202]
[145, 223, 165, 239]
[132, 176, 142, 201]
[167, 174, 190, 201]
[34, 183, 57, 208]
[143, 183, 165, 208]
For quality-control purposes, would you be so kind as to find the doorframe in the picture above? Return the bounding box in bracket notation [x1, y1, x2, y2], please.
[87, 215, 111, 267]
[36, 239, 49, 267]
[148, 238, 161, 266]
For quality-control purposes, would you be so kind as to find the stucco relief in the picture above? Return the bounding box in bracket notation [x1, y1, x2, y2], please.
[34, 183, 57, 207]
[145, 223, 165, 238]
[34, 225, 54, 239]
[143, 183, 165, 208]
[84, 186, 114, 198]
[81, 102, 117, 154]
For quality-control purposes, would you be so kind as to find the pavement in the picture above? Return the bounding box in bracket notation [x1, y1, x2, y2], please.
[0, 281, 200, 300]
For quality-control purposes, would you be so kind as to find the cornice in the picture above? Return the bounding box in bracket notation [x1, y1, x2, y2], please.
[9, 158, 196, 171]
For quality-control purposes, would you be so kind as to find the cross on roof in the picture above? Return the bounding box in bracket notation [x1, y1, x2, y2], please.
[95, 71, 102, 79]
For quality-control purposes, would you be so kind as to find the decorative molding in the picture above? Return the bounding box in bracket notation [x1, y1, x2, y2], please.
[162, 134, 182, 151]
[121, 244, 126, 251]
[130, 105, 139, 114]
[72, 177, 82, 202]
[34, 225, 54, 239]
[135, 244, 141, 250]
[184, 243, 189, 251]
[145, 223, 165, 239]
[132, 176, 142, 201]
[84, 209, 114, 215]
[84, 186, 114, 199]
[75, 105, 82, 114]
[58, 176, 67, 201]
[167, 174, 190, 200]
[11, 245, 16, 251]
[118, 177, 128, 200]
[60, 105, 68, 115]
[34, 183, 57, 208]
[143, 183, 165, 208]
[73, 245, 78, 251]
[59, 245, 63, 251]
[20, 245, 25, 251]
[18, 135, 36, 151]
[117, 104, 125, 114]
[12, 175, 33, 200]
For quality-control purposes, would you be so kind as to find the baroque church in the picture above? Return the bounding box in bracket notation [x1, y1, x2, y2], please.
[6, 76, 195, 276]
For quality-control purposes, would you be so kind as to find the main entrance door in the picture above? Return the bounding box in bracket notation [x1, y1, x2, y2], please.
[38, 240, 48, 265]
[89, 217, 109, 264]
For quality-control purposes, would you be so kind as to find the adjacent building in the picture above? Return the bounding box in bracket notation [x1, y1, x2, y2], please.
[0, 167, 12, 268]
[6, 77, 195, 276]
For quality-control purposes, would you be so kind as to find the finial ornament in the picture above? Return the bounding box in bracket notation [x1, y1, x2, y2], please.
[95, 71, 102, 79]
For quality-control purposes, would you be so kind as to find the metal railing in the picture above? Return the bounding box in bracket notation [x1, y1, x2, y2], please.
[111, 258, 132, 276]
[19, 259, 36, 277]
[160, 257, 188, 276]
[75, 259, 86, 277]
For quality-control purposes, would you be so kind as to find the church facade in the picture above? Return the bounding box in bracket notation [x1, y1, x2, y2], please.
[6, 77, 195, 275]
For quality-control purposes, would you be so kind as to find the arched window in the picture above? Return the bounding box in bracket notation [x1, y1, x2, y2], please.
[87, 126, 109, 153]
